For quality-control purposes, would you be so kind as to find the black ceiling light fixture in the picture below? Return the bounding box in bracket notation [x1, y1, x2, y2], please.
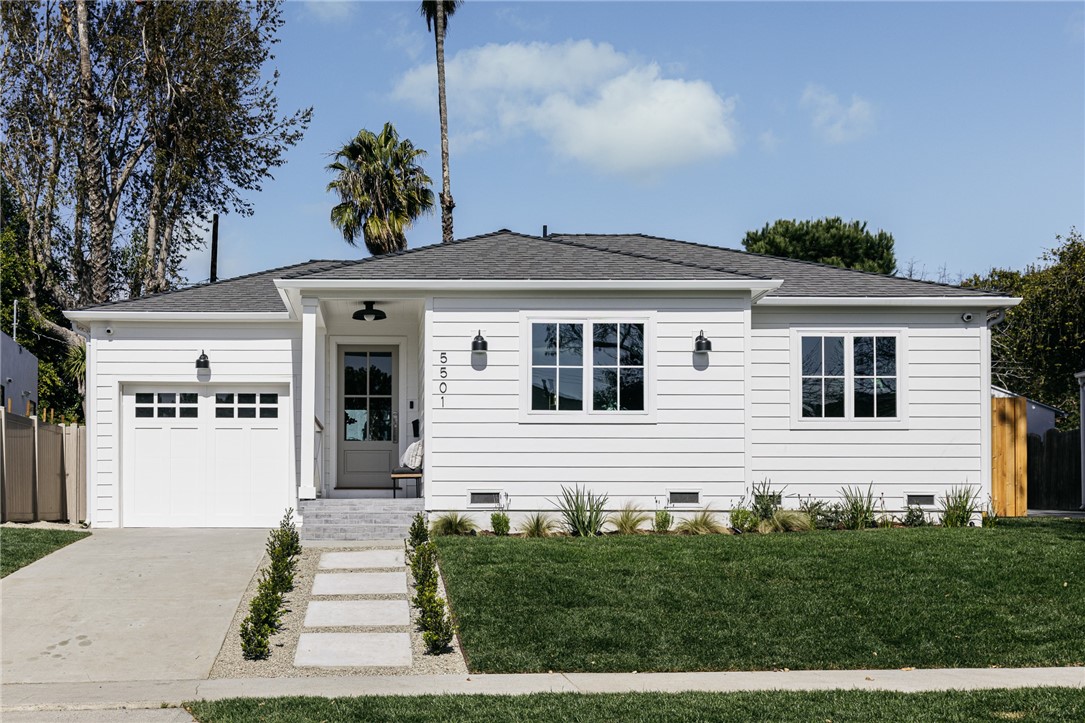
[352, 300, 387, 321]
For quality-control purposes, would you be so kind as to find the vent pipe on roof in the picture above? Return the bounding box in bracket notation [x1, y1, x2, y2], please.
[210, 213, 219, 283]
[542, 225, 548, 238]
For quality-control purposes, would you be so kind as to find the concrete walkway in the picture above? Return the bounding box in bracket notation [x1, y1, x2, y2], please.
[1, 667, 1081, 715]
[0, 528, 267, 684]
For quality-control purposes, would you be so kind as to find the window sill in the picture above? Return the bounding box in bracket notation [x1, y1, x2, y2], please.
[518, 410, 657, 425]
[789, 417, 909, 431]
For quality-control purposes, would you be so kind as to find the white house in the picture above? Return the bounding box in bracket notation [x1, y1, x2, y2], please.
[64, 230, 1020, 531]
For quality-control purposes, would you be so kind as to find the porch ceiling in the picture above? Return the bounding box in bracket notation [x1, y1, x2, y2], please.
[319, 298, 424, 328]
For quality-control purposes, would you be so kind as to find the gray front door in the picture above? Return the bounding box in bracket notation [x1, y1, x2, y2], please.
[338, 347, 397, 489]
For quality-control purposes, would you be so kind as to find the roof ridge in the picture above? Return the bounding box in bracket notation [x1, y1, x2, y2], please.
[559, 232, 998, 297]
[544, 234, 771, 281]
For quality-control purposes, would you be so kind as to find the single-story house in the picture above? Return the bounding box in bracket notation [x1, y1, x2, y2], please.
[990, 386, 1065, 436]
[64, 230, 1019, 529]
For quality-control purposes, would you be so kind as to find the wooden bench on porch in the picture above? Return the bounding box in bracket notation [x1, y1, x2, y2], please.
[391, 467, 422, 499]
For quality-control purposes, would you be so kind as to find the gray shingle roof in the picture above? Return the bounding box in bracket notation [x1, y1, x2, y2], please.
[76, 229, 1003, 313]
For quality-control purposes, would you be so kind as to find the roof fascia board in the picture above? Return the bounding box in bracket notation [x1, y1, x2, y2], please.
[64, 310, 293, 322]
[756, 296, 1021, 308]
[274, 279, 783, 293]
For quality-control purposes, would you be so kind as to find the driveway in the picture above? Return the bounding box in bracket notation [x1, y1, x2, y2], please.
[1, 528, 266, 684]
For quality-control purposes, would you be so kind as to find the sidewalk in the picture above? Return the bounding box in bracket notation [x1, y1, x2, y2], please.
[2, 667, 1081, 714]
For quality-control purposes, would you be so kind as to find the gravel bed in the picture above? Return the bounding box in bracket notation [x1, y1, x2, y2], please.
[209, 541, 468, 678]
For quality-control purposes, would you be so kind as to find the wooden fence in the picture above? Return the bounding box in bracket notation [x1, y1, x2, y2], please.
[991, 396, 1028, 517]
[1028, 428, 1082, 510]
[0, 408, 86, 523]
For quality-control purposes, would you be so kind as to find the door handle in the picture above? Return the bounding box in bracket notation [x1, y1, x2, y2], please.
[392, 411, 399, 444]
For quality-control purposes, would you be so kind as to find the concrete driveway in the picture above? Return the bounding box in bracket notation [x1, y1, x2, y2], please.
[1, 528, 266, 684]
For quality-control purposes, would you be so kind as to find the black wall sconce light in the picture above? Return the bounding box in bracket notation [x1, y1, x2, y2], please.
[471, 330, 488, 354]
[694, 330, 712, 354]
[196, 350, 210, 369]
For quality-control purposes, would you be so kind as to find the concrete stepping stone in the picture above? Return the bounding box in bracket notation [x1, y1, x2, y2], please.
[294, 632, 411, 667]
[304, 600, 410, 628]
[319, 549, 404, 569]
[311, 572, 406, 596]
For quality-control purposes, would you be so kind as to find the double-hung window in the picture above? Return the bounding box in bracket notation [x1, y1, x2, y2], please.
[526, 318, 649, 420]
[795, 331, 903, 424]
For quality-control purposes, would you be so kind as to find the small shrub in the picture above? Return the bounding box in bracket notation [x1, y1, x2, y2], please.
[839, 484, 877, 530]
[239, 617, 269, 660]
[269, 508, 302, 558]
[518, 512, 557, 538]
[490, 512, 510, 537]
[728, 508, 757, 533]
[410, 541, 438, 591]
[750, 480, 784, 521]
[554, 485, 609, 537]
[941, 486, 980, 527]
[431, 512, 478, 536]
[757, 509, 813, 533]
[799, 496, 841, 530]
[612, 504, 650, 534]
[408, 513, 429, 548]
[675, 509, 726, 535]
[423, 607, 455, 654]
[653, 508, 673, 533]
[249, 583, 283, 633]
[902, 505, 928, 528]
[265, 551, 296, 593]
[415, 586, 443, 628]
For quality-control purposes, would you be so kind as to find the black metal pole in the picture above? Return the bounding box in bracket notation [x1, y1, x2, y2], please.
[210, 213, 219, 283]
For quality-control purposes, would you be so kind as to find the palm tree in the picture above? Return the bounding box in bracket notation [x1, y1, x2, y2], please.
[419, 0, 462, 243]
[326, 123, 435, 256]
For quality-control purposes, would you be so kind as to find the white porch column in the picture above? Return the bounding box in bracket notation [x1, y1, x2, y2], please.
[299, 297, 320, 500]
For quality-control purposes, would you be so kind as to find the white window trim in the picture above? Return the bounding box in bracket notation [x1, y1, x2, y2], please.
[789, 328, 909, 430]
[665, 488, 703, 508]
[518, 312, 657, 424]
[467, 489, 505, 508]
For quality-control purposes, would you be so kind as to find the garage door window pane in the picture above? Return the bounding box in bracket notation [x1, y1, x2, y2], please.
[179, 407, 198, 418]
[238, 406, 256, 418]
[158, 393, 176, 404]
[216, 393, 234, 404]
[135, 407, 153, 418]
[238, 393, 256, 405]
[216, 407, 234, 418]
[259, 407, 278, 418]
[260, 393, 278, 405]
[157, 407, 176, 418]
[136, 393, 153, 404]
[180, 393, 198, 404]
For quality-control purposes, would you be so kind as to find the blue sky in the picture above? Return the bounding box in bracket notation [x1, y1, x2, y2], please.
[184, 1, 1085, 283]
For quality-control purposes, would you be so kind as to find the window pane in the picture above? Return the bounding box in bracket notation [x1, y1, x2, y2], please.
[854, 378, 875, 417]
[238, 393, 256, 405]
[369, 398, 392, 441]
[180, 393, 198, 405]
[531, 368, 557, 411]
[824, 336, 845, 377]
[801, 378, 822, 417]
[135, 407, 153, 418]
[558, 324, 583, 366]
[179, 407, 198, 419]
[621, 324, 644, 366]
[854, 336, 874, 377]
[619, 368, 645, 411]
[369, 352, 393, 395]
[157, 392, 176, 404]
[135, 393, 153, 404]
[216, 393, 234, 405]
[344, 398, 367, 441]
[216, 407, 234, 418]
[238, 407, 256, 418]
[593, 369, 618, 411]
[877, 378, 897, 418]
[593, 323, 618, 366]
[259, 407, 278, 418]
[344, 352, 368, 395]
[260, 393, 278, 405]
[824, 378, 845, 417]
[877, 337, 897, 376]
[532, 323, 556, 366]
[557, 368, 583, 411]
[157, 407, 176, 418]
[801, 337, 822, 376]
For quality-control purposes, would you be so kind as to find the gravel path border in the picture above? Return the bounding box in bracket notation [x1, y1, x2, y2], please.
[209, 542, 468, 678]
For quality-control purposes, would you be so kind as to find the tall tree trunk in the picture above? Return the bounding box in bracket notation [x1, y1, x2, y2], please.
[73, 0, 112, 303]
[435, 1, 454, 243]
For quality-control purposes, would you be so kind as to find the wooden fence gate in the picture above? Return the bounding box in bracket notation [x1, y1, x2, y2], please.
[1028, 429, 1082, 510]
[0, 408, 86, 523]
[991, 396, 1027, 517]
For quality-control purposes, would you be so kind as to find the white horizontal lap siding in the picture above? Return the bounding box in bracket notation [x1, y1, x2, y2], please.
[426, 296, 748, 513]
[749, 308, 988, 511]
[87, 322, 300, 527]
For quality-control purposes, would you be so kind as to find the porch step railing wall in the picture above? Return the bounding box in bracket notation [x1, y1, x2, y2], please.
[0, 408, 86, 523]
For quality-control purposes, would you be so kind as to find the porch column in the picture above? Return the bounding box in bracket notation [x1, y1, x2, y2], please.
[299, 297, 320, 500]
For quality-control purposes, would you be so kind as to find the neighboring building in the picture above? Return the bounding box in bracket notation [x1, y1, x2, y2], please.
[1, 330, 39, 416]
[991, 386, 1065, 436]
[64, 230, 1020, 529]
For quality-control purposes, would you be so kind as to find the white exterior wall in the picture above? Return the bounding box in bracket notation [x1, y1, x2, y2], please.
[85, 322, 300, 527]
[749, 306, 991, 511]
[424, 295, 749, 513]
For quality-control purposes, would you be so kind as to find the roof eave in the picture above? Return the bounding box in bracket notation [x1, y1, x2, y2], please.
[64, 310, 293, 323]
[756, 296, 1022, 308]
[274, 278, 784, 293]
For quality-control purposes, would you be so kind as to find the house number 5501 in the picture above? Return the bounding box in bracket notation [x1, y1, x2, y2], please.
[438, 352, 449, 406]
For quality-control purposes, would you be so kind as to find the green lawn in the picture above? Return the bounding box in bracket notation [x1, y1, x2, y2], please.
[0, 527, 90, 577]
[435, 518, 1085, 673]
[186, 689, 1085, 722]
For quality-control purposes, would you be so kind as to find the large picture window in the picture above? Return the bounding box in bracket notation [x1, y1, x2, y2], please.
[528, 320, 648, 415]
[798, 333, 902, 422]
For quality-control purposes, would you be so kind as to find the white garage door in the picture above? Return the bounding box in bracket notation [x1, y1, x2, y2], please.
[122, 386, 292, 527]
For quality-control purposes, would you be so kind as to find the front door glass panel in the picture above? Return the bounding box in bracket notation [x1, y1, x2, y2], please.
[343, 351, 393, 441]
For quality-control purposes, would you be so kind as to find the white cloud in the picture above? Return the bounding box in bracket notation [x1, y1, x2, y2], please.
[758, 130, 781, 153]
[301, 1, 355, 24]
[800, 84, 874, 144]
[392, 40, 738, 176]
